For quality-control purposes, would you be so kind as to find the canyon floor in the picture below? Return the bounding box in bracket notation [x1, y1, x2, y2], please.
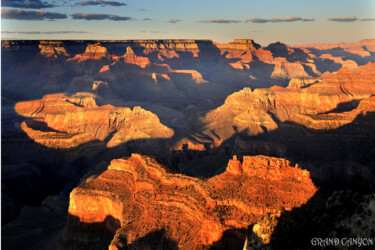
[2, 39, 375, 249]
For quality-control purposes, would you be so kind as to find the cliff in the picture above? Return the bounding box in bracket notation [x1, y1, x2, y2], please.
[122, 46, 150, 68]
[69, 43, 113, 62]
[65, 154, 317, 249]
[38, 41, 69, 58]
[14, 93, 174, 148]
[200, 62, 375, 144]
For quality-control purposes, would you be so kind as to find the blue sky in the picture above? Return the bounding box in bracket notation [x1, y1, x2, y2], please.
[1, 0, 375, 45]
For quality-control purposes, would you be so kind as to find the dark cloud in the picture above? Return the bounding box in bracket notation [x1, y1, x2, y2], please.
[200, 19, 241, 24]
[71, 13, 132, 21]
[2, 8, 67, 20]
[327, 16, 358, 22]
[168, 19, 181, 23]
[142, 18, 152, 21]
[2, 0, 55, 9]
[361, 18, 375, 21]
[2, 30, 91, 34]
[78, 0, 126, 7]
[245, 17, 315, 23]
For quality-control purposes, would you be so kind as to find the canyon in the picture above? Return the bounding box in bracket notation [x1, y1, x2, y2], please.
[2, 39, 375, 249]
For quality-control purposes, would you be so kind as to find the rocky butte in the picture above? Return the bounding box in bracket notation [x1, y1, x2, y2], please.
[14, 93, 174, 148]
[64, 154, 317, 249]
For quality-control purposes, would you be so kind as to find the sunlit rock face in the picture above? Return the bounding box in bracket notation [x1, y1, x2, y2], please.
[70, 43, 113, 62]
[15, 93, 173, 148]
[39, 41, 69, 58]
[200, 62, 375, 145]
[65, 154, 316, 249]
[122, 46, 151, 68]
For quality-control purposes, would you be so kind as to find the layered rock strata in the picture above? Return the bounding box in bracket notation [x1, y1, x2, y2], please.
[66, 154, 317, 249]
[15, 93, 173, 148]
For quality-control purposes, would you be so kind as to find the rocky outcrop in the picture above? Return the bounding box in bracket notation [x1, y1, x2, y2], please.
[320, 54, 358, 71]
[200, 63, 375, 144]
[122, 46, 150, 68]
[65, 154, 316, 249]
[151, 73, 170, 84]
[39, 41, 69, 58]
[70, 43, 113, 62]
[287, 78, 320, 88]
[289, 95, 375, 130]
[271, 59, 311, 79]
[14, 93, 173, 148]
[217, 39, 273, 65]
[172, 69, 208, 84]
[293, 40, 375, 55]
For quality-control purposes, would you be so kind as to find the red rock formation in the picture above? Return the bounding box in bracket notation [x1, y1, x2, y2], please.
[38, 41, 69, 58]
[217, 39, 273, 65]
[271, 58, 311, 79]
[287, 78, 320, 88]
[14, 93, 174, 148]
[122, 46, 150, 68]
[172, 69, 208, 84]
[151, 73, 170, 84]
[70, 43, 114, 62]
[289, 95, 375, 130]
[193, 63, 375, 146]
[66, 154, 317, 249]
[99, 65, 110, 73]
[320, 54, 358, 71]
[140, 40, 202, 57]
[293, 40, 374, 56]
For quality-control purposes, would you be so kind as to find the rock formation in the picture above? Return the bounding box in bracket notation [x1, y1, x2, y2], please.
[122, 46, 150, 68]
[287, 78, 320, 88]
[70, 43, 113, 62]
[172, 69, 208, 84]
[65, 154, 317, 249]
[14, 93, 173, 148]
[39, 41, 69, 58]
[199, 62, 375, 145]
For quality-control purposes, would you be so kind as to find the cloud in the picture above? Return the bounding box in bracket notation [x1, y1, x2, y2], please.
[361, 18, 375, 21]
[2, 0, 55, 9]
[142, 18, 152, 21]
[139, 8, 147, 11]
[140, 30, 168, 34]
[327, 16, 358, 22]
[200, 19, 241, 24]
[168, 19, 181, 23]
[71, 13, 132, 21]
[78, 0, 126, 7]
[2, 8, 67, 20]
[245, 18, 268, 23]
[245, 17, 315, 23]
[2, 30, 91, 34]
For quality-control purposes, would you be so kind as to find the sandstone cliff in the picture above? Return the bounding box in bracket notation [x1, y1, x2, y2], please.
[39, 41, 69, 58]
[122, 46, 150, 68]
[65, 154, 316, 249]
[70, 43, 113, 62]
[15, 93, 173, 148]
[199, 62, 375, 145]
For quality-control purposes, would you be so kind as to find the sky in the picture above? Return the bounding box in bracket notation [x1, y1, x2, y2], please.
[1, 0, 375, 45]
